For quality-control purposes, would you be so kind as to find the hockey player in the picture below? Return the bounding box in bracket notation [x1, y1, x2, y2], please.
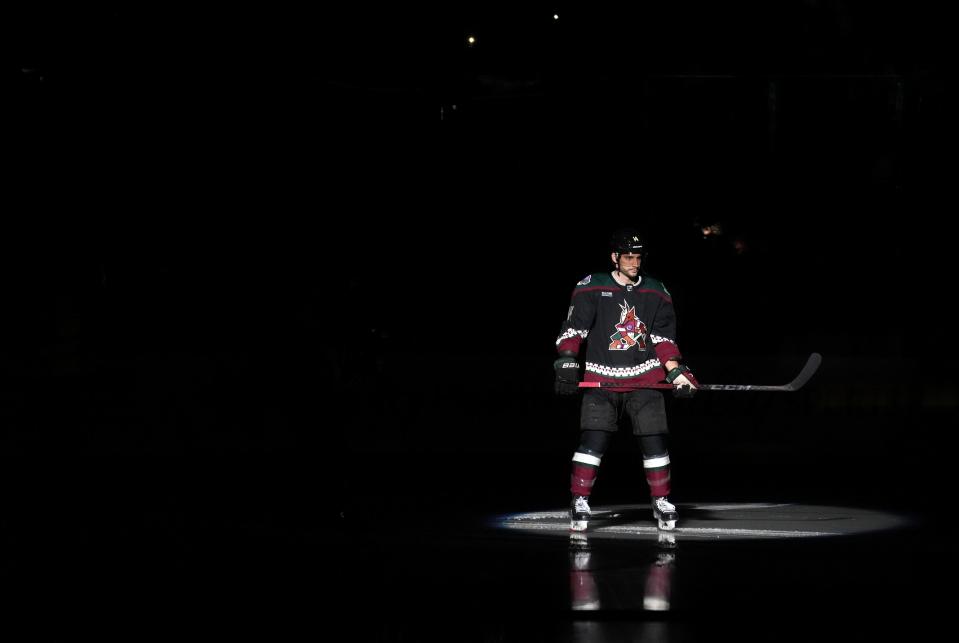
[554, 228, 699, 532]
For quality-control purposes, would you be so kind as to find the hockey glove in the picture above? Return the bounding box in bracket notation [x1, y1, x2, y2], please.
[554, 357, 582, 396]
[666, 365, 699, 398]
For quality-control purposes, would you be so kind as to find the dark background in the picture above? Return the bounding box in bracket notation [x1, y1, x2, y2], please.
[4, 2, 956, 638]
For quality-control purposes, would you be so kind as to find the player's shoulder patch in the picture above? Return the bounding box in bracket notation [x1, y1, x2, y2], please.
[575, 272, 616, 289]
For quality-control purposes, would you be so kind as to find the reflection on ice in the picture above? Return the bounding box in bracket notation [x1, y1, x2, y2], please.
[568, 530, 677, 613]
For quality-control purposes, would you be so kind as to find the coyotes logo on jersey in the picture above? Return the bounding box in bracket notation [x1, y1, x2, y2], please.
[609, 301, 648, 351]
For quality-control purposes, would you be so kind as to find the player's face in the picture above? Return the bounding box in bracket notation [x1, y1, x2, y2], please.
[613, 252, 642, 278]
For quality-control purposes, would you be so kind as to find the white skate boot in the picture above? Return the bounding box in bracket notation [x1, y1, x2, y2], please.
[570, 496, 591, 532]
[652, 496, 677, 531]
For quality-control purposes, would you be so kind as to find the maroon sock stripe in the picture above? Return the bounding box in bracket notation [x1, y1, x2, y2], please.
[645, 467, 671, 497]
[571, 462, 599, 497]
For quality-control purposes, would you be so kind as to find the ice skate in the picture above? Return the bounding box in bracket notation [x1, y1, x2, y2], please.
[652, 496, 677, 531]
[569, 532, 592, 570]
[569, 531, 590, 552]
[657, 530, 677, 550]
[570, 495, 591, 532]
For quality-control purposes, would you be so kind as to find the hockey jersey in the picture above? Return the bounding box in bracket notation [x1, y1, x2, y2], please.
[556, 272, 683, 390]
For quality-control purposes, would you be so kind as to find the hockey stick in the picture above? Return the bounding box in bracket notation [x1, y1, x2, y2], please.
[578, 353, 822, 392]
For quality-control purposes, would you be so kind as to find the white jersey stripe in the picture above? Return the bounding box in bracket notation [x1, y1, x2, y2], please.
[556, 328, 589, 345]
[586, 359, 661, 378]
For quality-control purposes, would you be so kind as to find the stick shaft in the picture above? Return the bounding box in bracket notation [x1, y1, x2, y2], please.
[580, 382, 798, 391]
[577, 353, 822, 393]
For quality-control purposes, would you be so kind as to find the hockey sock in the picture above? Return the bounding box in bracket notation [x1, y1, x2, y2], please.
[639, 434, 671, 497]
[571, 452, 601, 496]
[643, 453, 671, 497]
[571, 431, 610, 497]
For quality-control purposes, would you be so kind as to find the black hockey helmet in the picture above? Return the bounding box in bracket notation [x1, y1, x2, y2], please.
[609, 228, 648, 259]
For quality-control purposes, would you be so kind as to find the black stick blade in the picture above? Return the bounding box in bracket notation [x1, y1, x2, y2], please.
[785, 352, 822, 391]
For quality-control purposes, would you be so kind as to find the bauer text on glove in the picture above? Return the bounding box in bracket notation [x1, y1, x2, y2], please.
[554, 356, 582, 395]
